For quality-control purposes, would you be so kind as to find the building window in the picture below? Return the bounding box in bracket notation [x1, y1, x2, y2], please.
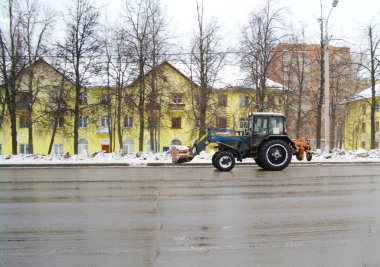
[53, 144, 64, 155]
[171, 139, 182, 146]
[17, 91, 29, 108]
[78, 92, 87, 104]
[124, 93, 135, 105]
[362, 123, 366, 133]
[239, 118, 248, 129]
[78, 115, 88, 128]
[101, 93, 110, 105]
[195, 95, 200, 107]
[362, 104, 366, 114]
[216, 116, 227, 128]
[361, 141, 366, 149]
[376, 101, 380, 112]
[267, 96, 275, 108]
[56, 116, 64, 128]
[171, 117, 181, 128]
[195, 117, 201, 128]
[78, 139, 88, 155]
[239, 95, 249, 107]
[20, 144, 29, 154]
[123, 116, 133, 128]
[218, 95, 227, 106]
[146, 139, 159, 152]
[19, 115, 30, 128]
[99, 116, 110, 132]
[50, 89, 62, 103]
[172, 93, 183, 104]
[123, 139, 135, 154]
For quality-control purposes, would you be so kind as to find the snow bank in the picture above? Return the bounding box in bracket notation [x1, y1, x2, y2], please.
[1, 149, 380, 165]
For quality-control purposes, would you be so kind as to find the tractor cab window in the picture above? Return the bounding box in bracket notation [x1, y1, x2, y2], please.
[268, 117, 284, 135]
[252, 116, 285, 135]
[253, 117, 268, 134]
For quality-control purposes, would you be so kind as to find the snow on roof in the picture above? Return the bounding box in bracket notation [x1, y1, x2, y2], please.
[171, 62, 285, 90]
[40, 57, 284, 90]
[347, 83, 380, 102]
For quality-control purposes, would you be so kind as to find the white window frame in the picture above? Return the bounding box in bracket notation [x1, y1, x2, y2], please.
[123, 116, 133, 128]
[56, 116, 64, 128]
[78, 139, 88, 155]
[20, 144, 29, 154]
[239, 95, 249, 107]
[172, 93, 183, 104]
[53, 144, 64, 155]
[99, 116, 111, 132]
[78, 115, 88, 128]
[239, 118, 248, 129]
[123, 139, 135, 154]
[79, 92, 88, 104]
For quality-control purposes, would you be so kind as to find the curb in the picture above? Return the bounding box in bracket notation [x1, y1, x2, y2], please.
[1, 161, 380, 168]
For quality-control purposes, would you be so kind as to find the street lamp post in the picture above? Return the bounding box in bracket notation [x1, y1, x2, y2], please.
[324, 0, 339, 153]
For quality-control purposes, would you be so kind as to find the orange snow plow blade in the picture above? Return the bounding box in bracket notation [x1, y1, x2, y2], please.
[171, 146, 193, 164]
[291, 136, 312, 161]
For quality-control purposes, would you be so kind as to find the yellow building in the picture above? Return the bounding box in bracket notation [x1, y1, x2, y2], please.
[344, 84, 380, 150]
[0, 58, 285, 155]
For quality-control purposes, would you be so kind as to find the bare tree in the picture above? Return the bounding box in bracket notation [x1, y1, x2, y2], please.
[123, 0, 168, 152]
[188, 0, 225, 137]
[240, 0, 285, 112]
[147, 1, 169, 152]
[277, 28, 313, 139]
[356, 24, 380, 149]
[108, 27, 135, 152]
[328, 48, 353, 149]
[57, 0, 101, 154]
[0, 0, 23, 154]
[19, 0, 55, 154]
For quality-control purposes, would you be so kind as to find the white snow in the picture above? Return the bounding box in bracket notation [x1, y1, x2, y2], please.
[1, 149, 380, 165]
[347, 83, 380, 102]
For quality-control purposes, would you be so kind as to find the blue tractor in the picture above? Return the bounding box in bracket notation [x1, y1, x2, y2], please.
[174, 112, 295, 171]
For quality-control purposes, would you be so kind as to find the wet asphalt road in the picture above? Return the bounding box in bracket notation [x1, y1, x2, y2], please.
[0, 164, 380, 267]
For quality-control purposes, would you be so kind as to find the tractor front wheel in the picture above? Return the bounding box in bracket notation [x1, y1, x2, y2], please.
[212, 152, 219, 168]
[259, 139, 292, 171]
[214, 151, 235, 172]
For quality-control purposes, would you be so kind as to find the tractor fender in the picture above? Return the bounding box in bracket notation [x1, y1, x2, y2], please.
[259, 135, 293, 149]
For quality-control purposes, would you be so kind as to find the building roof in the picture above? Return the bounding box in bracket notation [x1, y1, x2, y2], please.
[172, 62, 285, 90]
[347, 83, 380, 102]
[19, 57, 284, 90]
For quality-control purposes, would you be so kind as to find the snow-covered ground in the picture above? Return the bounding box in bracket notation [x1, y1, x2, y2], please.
[1, 148, 380, 165]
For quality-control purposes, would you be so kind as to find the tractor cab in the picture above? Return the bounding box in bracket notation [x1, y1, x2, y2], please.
[247, 112, 288, 147]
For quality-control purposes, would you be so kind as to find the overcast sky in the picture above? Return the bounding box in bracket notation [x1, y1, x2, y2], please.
[41, 0, 380, 48]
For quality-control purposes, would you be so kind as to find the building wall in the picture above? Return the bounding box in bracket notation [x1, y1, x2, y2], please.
[344, 97, 380, 150]
[0, 60, 285, 155]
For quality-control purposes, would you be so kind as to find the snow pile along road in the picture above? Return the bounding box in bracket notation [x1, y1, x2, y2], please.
[1, 149, 380, 165]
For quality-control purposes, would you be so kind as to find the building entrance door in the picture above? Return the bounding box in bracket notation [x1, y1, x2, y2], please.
[101, 145, 110, 153]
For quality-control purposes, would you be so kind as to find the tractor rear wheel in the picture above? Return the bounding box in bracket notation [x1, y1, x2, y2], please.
[259, 139, 292, 171]
[254, 157, 264, 168]
[214, 151, 235, 171]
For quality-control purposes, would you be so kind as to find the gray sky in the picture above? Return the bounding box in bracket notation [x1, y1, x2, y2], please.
[45, 0, 380, 48]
